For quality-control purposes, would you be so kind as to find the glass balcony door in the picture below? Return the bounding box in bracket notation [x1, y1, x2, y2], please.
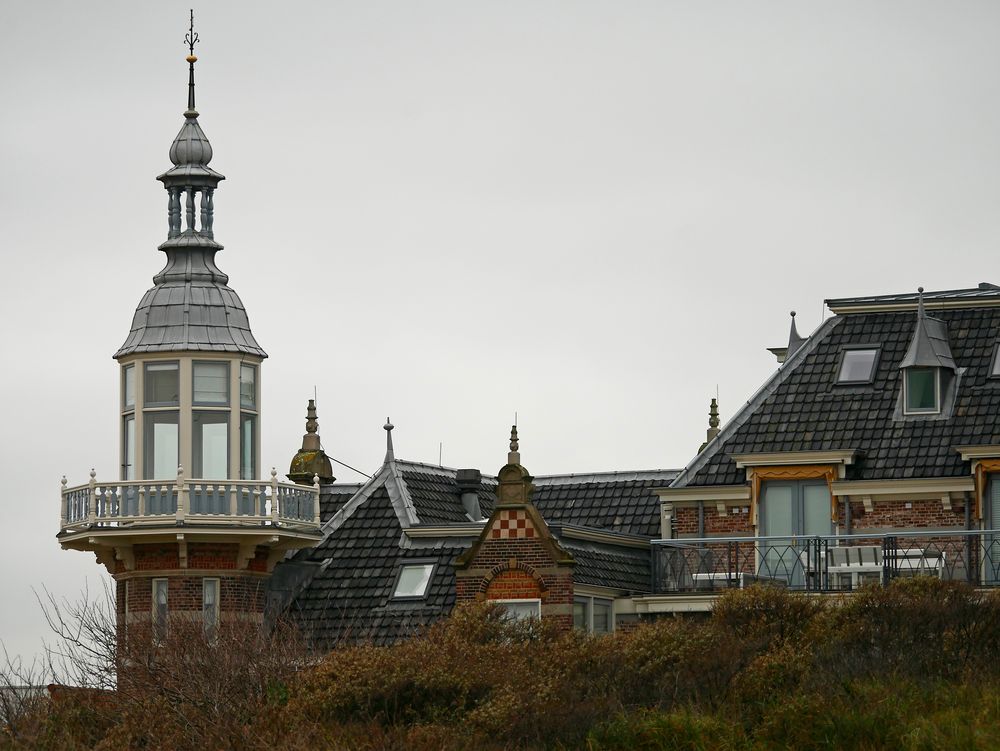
[759, 480, 832, 585]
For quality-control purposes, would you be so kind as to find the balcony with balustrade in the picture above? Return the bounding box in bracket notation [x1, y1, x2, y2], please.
[57, 466, 323, 565]
[639, 530, 1000, 612]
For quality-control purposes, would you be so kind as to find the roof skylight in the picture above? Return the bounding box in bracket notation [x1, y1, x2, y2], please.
[837, 348, 879, 384]
[393, 563, 434, 598]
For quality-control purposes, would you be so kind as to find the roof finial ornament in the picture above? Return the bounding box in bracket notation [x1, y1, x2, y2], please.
[384, 418, 395, 463]
[184, 9, 200, 117]
[699, 397, 722, 452]
[786, 310, 806, 360]
[917, 286, 926, 318]
[508, 424, 520, 465]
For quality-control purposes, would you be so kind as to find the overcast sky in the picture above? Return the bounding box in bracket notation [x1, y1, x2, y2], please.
[3, 0, 1000, 665]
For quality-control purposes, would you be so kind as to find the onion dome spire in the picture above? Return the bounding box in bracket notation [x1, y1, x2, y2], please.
[115, 13, 265, 360]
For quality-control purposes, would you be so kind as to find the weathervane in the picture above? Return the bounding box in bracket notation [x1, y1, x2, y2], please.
[184, 9, 200, 115]
[185, 10, 200, 57]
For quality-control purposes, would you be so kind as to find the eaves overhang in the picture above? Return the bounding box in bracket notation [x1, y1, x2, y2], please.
[655, 485, 751, 504]
[956, 445, 1000, 462]
[829, 477, 975, 497]
[730, 450, 858, 469]
[550, 524, 651, 549]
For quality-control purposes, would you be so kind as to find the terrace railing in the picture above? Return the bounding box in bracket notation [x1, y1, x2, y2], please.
[59, 467, 322, 534]
[651, 530, 1000, 594]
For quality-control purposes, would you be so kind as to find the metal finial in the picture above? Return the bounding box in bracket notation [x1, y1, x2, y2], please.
[185, 9, 200, 57]
[384, 418, 395, 462]
[917, 287, 926, 318]
[509, 425, 519, 453]
[184, 10, 200, 115]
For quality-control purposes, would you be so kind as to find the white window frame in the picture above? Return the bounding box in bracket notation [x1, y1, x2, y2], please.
[391, 562, 436, 600]
[903, 367, 941, 415]
[491, 598, 542, 621]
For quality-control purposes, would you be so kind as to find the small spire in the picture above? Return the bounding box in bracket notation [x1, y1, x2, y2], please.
[287, 399, 334, 485]
[786, 311, 806, 359]
[699, 397, 721, 452]
[384, 418, 395, 463]
[917, 286, 926, 318]
[184, 10, 200, 117]
[508, 425, 520, 465]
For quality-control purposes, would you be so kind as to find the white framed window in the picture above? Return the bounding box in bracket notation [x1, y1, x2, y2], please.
[240, 413, 257, 480]
[144, 411, 179, 479]
[193, 411, 228, 479]
[836, 347, 879, 384]
[392, 563, 435, 599]
[144, 362, 179, 406]
[493, 599, 541, 621]
[152, 578, 168, 639]
[240, 365, 257, 409]
[123, 364, 135, 410]
[573, 596, 613, 634]
[903, 367, 940, 414]
[203, 578, 220, 637]
[193, 361, 229, 405]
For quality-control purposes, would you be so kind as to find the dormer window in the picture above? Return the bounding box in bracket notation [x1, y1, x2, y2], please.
[836, 347, 879, 384]
[904, 367, 939, 414]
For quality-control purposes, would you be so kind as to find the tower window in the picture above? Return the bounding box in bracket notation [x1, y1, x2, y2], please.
[240, 365, 257, 409]
[203, 579, 219, 637]
[193, 411, 229, 479]
[152, 578, 168, 639]
[145, 362, 179, 406]
[193, 362, 229, 405]
[904, 368, 939, 414]
[836, 348, 879, 384]
[123, 365, 135, 410]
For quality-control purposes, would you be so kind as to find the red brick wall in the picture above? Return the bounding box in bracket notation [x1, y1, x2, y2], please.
[485, 569, 542, 600]
[117, 574, 266, 622]
[673, 505, 753, 537]
[842, 498, 968, 530]
[456, 535, 574, 631]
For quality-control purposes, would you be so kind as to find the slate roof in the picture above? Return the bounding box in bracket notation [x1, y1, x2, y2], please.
[533, 470, 678, 537]
[115, 278, 267, 358]
[319, 483, 364, 521]
[284, 460, 678, 644]
[557, 535, 651, 593]
[676, 298, 1000, 488]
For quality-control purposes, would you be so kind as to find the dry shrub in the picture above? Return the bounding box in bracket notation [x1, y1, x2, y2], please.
[712, 584, 824, 647]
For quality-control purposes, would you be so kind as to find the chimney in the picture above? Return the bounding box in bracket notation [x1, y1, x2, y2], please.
[456, 468, 483, 521]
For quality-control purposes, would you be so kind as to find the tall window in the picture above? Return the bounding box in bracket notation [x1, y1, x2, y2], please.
[152, 578, 168, 639]
[203, 579, 219, 637]
[240, 414, 257, 480]
[144, 411, 179, 479]
[759, 480, 832, 585]
[122, 364, 135, 481]
[193, 411, 228, 479]
[240, 365, 256, 409]
[904, 368, 939, 414]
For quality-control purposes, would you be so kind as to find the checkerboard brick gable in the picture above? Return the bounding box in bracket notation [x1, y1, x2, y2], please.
[454, 440, 576, 630]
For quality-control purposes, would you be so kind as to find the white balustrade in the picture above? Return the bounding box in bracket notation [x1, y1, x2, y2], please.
[58, 467, 321, 533]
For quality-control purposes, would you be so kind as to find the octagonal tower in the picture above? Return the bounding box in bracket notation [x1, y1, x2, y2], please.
[57, 19, 321, 636]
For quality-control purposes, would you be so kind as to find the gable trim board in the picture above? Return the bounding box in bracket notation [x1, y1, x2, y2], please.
[669, 316, 842, 489]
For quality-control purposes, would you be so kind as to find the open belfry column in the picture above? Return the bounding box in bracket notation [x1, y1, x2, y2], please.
[56, 13, 321, 638]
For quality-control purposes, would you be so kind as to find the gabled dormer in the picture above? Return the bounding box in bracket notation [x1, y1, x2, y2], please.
[898, 287, 959, 418]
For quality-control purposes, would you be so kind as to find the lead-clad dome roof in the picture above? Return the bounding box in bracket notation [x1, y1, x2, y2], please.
[114, 279, 267, 359]
[170, 115, 213, 166]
